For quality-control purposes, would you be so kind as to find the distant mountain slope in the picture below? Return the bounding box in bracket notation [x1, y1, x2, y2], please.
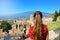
[0, 11, 53, 20]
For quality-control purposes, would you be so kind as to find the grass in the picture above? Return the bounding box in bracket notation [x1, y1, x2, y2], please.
[47, 20, 60, 31]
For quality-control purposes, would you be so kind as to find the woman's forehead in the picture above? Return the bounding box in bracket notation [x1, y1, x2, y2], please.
[36, 12, 40, 15]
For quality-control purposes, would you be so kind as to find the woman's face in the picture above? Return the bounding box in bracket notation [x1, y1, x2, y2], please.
[34, 13, 41, 23]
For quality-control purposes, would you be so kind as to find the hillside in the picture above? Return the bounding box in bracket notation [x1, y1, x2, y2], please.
[0, 11, 53, 20]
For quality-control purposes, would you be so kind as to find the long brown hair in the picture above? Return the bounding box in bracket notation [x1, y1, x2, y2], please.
[33, 11, 44, 40]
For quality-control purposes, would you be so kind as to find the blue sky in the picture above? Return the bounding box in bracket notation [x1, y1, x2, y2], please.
[0, 0, 60, 16]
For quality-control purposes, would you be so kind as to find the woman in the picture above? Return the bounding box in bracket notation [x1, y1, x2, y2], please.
[28, 11, 49, 40]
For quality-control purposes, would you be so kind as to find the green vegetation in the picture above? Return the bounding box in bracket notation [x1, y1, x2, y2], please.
[23, 24, 26, 28]
[7, 20, 13, 25]
[48, 10, 60, 30]
[2, 21, 12, 33]
[47, 20, 60, 31]
[53, 10, 60, 21]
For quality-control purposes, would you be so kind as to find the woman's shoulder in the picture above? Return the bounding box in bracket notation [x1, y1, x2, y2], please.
[43, 24, 48, 31]
[29, 25, 34, 31]
[43, 24, 49, 36]
[43, 24, 48, 28]
[30, 24, 48, 29]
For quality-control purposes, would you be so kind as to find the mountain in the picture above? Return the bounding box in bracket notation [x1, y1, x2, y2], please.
[0, 11, 53, 20]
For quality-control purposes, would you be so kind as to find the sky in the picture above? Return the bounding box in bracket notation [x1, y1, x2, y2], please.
[0, 0, 60, 16]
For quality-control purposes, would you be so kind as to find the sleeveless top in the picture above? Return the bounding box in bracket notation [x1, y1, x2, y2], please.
[28, 24, 48, 40]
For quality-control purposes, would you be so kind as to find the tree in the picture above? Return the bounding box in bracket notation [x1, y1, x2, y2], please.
[53, 10, 58, 21]
[2, 21, 12, 33]
[58, 10, 60, 16]
[23, 24, 26, 29]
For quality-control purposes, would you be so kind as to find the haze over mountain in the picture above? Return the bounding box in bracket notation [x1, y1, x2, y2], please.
[0, 11, 52, 20]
